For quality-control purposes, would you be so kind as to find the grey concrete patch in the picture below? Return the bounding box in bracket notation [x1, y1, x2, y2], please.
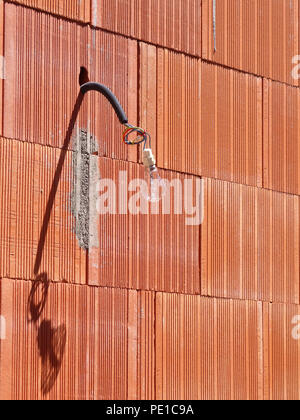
[71, 128, 100, 250]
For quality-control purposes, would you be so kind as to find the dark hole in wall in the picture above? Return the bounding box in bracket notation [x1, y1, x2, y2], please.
[79, 66, 89, 86]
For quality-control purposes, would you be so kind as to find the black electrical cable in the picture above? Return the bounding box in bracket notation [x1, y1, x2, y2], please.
[80, 81, 151, 148]
[80, 82, 128, 125]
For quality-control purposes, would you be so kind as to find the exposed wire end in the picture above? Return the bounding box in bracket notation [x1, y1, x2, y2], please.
[122, 124, 151, 149]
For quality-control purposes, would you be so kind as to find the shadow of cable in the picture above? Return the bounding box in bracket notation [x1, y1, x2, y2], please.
[34, 91, 84, 276]
[28, 79, 86, 395]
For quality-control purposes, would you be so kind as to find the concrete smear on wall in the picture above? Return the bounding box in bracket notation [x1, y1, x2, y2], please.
[71, 128, 100, 250]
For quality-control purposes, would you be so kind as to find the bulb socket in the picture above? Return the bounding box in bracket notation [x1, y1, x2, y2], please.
[143, 149, 156, 169]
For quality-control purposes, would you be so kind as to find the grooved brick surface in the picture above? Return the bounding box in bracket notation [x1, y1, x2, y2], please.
[91, 0, 202, 56]
[0, 1, 4, 132]
[3, 3, 138, 162]
[263, 79, 300, 195]
[6, 0, 90, 22]
[0, 278, 151, 400]
[201, 62, 263, 186]
[201, 178, 300, 304]
[202, 0, 299, 86]
[263, 302, 300, 400]
[0, 138, 86, 284]
[156, 293, 264, 400]
[0, 138, 200, 292]
[1, 0, 300, 402]
[89, 158, 201, 294]
[141, 44, 263, 187]
[2, 279, 299, 400]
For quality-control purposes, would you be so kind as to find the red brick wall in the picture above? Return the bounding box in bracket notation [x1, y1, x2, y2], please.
[0, 0, 300, 400]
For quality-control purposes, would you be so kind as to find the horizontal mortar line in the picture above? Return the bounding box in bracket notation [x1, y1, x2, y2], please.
[2, 135, 300, 199]
[0, 134, 298, 197]
[0, 276, 299, 307]
[201, 57, 299, 89]
[4, 0, 300, 91]
[4, 0, 90, 24]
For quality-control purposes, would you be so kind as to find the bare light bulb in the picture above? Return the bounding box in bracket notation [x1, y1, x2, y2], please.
[143, 149, 166, 203]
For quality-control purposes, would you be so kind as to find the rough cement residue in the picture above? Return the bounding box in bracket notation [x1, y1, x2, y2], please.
[91, 0, 98, 27]
[71, 129, 100, 250]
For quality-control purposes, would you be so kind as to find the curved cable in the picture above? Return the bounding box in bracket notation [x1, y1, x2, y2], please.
[80, 81, 151, 148]
[80, 82, 128, 124]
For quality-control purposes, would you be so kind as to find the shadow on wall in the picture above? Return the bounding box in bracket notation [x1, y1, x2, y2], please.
[33, 91, 85, 276]
[27, 273, 67, 396]
[27, 69, 89, 395]
[38, 320, 67, 395]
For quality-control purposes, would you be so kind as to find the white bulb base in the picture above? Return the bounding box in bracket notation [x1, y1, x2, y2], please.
[143, 149, 156, 169]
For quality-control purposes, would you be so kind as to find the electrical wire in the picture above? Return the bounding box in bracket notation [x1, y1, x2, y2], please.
[79, 82, 153, 149]
[122, 124, 151, 149]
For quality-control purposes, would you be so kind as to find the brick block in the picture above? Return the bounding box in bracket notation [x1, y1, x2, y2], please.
[201, 178, 300, 304]
[0, 278, 155, 400]
[263, 79, 300, 195]
[91, 0, 201, 56]
[202, 0, 299, 85]
[0, 138, 86, 284]
[3, 4, 138, 162]
[140, 44, 263, 187]
[89, 158, 201, 294]
[263, 302, 300, 400]
[156, 293, 263, 400]
[7, 0, 90, 22]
